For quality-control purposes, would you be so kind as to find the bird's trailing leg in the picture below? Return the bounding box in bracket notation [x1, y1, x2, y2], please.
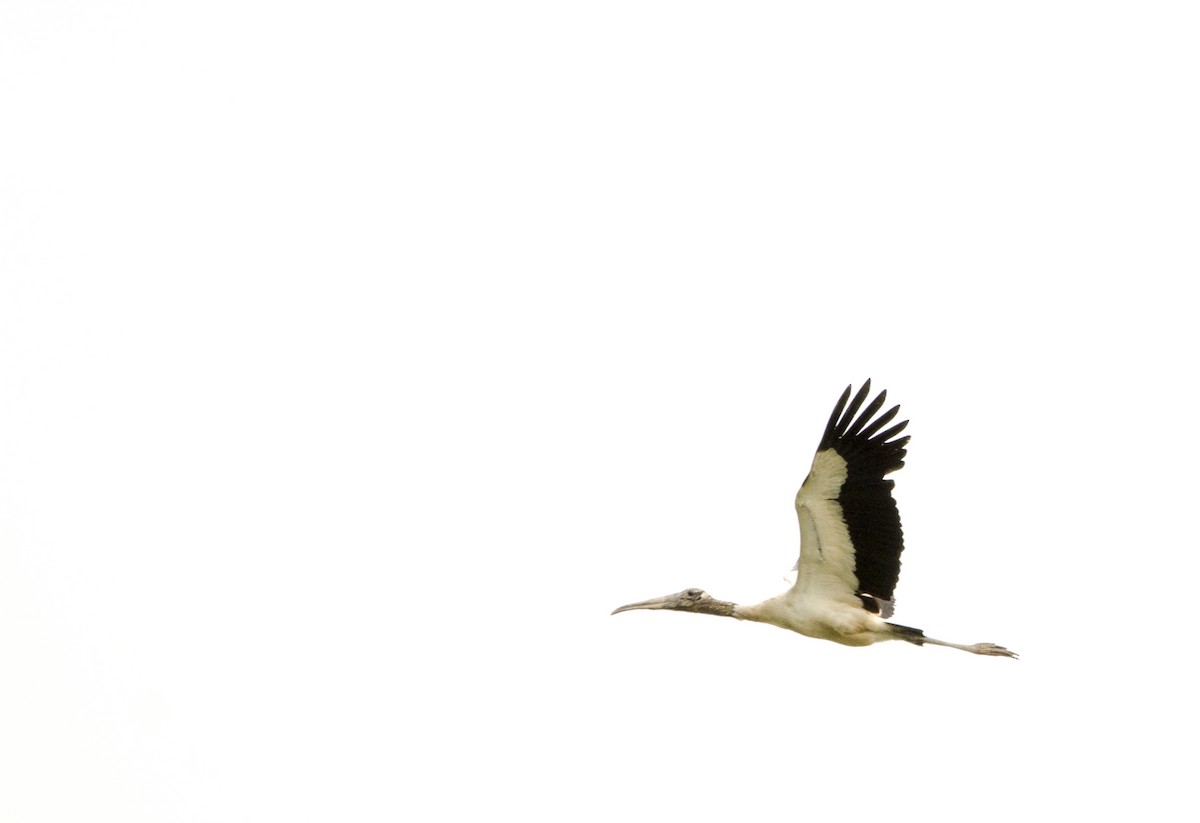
[888, 623, 1018, 658]
[919, 637, 1018, 658]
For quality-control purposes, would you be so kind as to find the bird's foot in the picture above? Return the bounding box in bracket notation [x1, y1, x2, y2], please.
[969, 643, 1018, 659]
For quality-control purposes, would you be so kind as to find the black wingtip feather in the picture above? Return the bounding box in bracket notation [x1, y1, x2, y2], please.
[844, 390, 886, 439]
[872, 420, 909, 445]
[858, 404, 900, 440]
[835, 381, 873, 439]
[820, 384, 853, 448]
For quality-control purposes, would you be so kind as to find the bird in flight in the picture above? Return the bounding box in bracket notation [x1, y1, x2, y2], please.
[612, 380, 1017, 658]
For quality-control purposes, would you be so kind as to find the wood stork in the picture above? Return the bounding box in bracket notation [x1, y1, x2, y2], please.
[612, 381, 1017, 658]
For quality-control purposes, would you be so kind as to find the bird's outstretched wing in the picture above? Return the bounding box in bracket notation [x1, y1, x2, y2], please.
[792, 380, 909, 618]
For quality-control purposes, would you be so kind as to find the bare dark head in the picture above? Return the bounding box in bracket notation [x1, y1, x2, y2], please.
[611, 588, 735, 618]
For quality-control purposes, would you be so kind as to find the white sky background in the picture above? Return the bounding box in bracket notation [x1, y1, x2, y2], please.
[2, 2, 1198, 820]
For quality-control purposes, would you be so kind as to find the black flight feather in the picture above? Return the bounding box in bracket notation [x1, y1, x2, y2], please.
[817, 381, 909, 607]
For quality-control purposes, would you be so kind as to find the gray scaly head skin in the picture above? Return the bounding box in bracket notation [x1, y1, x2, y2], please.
[612, 588, 736, 618]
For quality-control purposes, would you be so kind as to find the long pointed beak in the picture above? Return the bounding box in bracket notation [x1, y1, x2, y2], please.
[611, 595, 675, 615]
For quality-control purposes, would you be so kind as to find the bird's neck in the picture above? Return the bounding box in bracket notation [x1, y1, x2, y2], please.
[731, 599, 785, 626]
[694, 598, 738, 618]
[731, 601, 762, 623]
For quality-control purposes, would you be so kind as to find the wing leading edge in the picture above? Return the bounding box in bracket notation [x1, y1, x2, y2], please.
[793, 380, 910, 617]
